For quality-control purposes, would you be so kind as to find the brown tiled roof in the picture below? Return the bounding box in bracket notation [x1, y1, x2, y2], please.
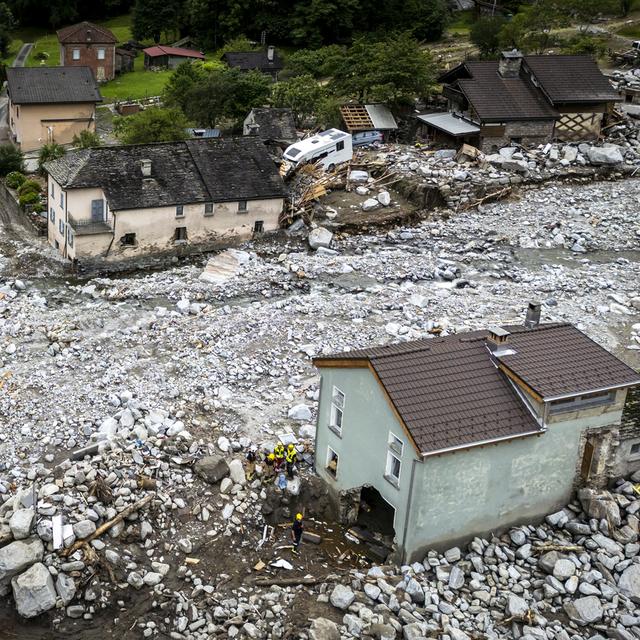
[315, 324, 640, 455]
[500, 324, 640, 398]
[522, 56, 620, 104]
[57, 21, 117, 44]
[458, 61, 558, 122]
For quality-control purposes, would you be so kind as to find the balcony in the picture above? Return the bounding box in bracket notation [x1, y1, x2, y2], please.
[68, 213, 114, 236]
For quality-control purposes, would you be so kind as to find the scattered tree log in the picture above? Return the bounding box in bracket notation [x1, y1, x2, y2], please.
[462, 187, 511, 210]
[532, 543, 582, 553]
[61, 494, 154, 557]
[250, 576, 326, 587]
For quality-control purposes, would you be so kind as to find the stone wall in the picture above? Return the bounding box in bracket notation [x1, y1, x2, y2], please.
[613, 387, 640, 477]
[480, 120, 556, 153]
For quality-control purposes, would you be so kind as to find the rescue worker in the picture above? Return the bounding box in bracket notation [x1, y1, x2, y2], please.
[291, 513, 304, 553]
[245, 449, 256, 481]
[285, 443, 298, 479]
[274, 442, 285, 473]
[264, 453, 275, 480]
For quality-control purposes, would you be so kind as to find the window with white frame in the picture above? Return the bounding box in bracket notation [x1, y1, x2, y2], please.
[204, 202, 214, 216]
[386, 451, 401, 485]
[176, 205, 184, 218]
[97, 48, 105, 60]
[72, 49, 80, 60]
[60, 192, 64, 208]
[630, 442, 640, 459]
[329, 386, 344, 434]
[237, 200, 248, 213]
[58, 219, 65, 235]
[326, 447, 338, 478]
[388, 432, 403, 456]
[49, 208, 55, 223]
[50, 182, 55, 197]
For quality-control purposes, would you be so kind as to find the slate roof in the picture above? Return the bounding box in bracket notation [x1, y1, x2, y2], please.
[222, 50, 283, 72]
[315, 324, 640, 455]
[246, 108, 297, 141]
[143, 45, 204, 60]
[44, 138, 286, 211]
[458, 61, 558, 121]
[523, 56, 620, 104]
[57, 21, 117, 44]
[7, 67, 102, 105]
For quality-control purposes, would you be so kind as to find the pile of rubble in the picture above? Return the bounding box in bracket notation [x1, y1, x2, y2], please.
[305, 477, 640, 640]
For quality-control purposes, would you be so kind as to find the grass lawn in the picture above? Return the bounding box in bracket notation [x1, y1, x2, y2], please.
[100, 55, 172, 102]
[617, 22, 640, 39]
[447, 9, 475, 36]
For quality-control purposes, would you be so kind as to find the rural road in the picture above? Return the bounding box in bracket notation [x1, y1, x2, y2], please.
[12, 42, 33, 67]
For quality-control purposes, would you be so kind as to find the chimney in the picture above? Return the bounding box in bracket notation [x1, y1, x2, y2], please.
[141, 159, 152, 177]
[86, 30, 92, 43]
[487, 326, 510, 350]
[247, 123, 260, 136]
[267, 45, 275, 62]
[524, 302, 541, 329]
[498, 49, 522, 78]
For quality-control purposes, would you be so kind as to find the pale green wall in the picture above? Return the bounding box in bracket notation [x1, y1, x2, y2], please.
[315, 367, 417, 547]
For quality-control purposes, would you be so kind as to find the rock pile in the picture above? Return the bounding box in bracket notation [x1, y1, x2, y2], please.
[307, 476, 640, 640]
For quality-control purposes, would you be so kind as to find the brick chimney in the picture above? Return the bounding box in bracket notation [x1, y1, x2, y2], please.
[487, 326, 510, 347]
[498, 49, 522, 78]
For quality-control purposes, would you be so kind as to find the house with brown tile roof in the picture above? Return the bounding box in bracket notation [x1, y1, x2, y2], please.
[312, 309, 640, 562]
[57, 21, 118, 82]
[421, 51, 620, 152]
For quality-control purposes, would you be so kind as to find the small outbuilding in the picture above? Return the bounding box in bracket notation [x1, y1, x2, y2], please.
[243, 108, 297, 145]
[340, 103, 398, 141]
[143, 45, 204, 69]
[222, 46, 283, 80]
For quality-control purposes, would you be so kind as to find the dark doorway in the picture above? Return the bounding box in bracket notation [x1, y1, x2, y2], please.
[357, 486, 395, 537]
[581, 439, 595, 483]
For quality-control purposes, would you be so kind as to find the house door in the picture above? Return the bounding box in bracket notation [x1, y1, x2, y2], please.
[580, 440, 595, 483]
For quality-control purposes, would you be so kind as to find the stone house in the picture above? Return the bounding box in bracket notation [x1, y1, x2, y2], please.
[43, 138, 287, 266]
[6, 67, 102, 152]
[57, 21, 118, 82]
[313, 315, 640, 562]
[428, 52, 620, 152]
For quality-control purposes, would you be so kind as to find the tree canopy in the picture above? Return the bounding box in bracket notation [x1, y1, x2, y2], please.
[113, 106, 191, 144]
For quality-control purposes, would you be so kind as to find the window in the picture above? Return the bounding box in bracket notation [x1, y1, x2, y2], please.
[386, 452, 401, 486]
[67, 227, 74, 248]
[97, 48, 105, 60]
[58, 219, 65, 235]
[326, 447, 338, 479]
[204, 203, 214, 216]
[336, 140, 345, 151]
[237, 200, 248, 213]
[388, 432, 403, 456]
[50, 182, 55, 197]
[176, 205, 184, 218]
[120, 233, 136, 246]
[49, 208, 55, 223]
[630, 442, 640, 458]
[253, 220, 264, 233]
[174, 227, 187, 242]
[72, 49, 80, 61]
[60, 192, 64, 208]
[329, 386, 344, 435]
[91, 199, 104, 222]
[549, 390, 616, 415]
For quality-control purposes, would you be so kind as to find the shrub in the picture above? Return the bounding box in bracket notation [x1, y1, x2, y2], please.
[19, 191, 40, 207]
[38, 143, 65, 176]
[72, 130, 102, 148]
[17, 180, 41, 196]
[0, 144, 24, 176]
[32, 202, 45, 214]
[5, 171, 25, 189]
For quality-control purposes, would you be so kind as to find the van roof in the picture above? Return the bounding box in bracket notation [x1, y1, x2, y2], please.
[285, 129, 349, 156]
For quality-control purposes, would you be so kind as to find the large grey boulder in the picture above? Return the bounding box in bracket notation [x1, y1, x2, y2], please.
[403, 576, 425, 604]
[539, 550, 564, 574]
[288, 404, 312, 421]
[329, 584, 355, 609]
[0, 538, 44, 595]
[55, 573, 76, 605]
[9, 509, 35, 540]
[587, 145, 624, 166]
[309, 617, 340, 640]
[72, 520, 96, 540]
[506, 594, 528, 617]
[553, 558, 576, 580]
[578, 488, 621, 526]
[563, 596, 603, 626]
[227, 459, 246, 486]
[619, 564, 640, 603]
[449, 565, 465, 589]
[11, 562, 57, 618]
[308, 227, 333, 250]
[194, 456, 229, 484]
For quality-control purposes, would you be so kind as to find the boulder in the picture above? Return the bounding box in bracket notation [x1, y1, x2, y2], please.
[449, 565, 465, 589]
[587, 145, 624, 165]
[9, 509, 34, 540]
[377, 191, 391, 206]
[403, 576, 425, 604]
[619, 564, 640, 603]
[228, 459, 246, 486]
[72, 520, 96, 540]
[288, 404, 312, 421]
[578, 489, 621, 526]
[362, 198, 380, 212]
[364, 583, 381, 601]
[506, 594, 528, 617]
[329, 584, 355, 609]
[309, 617, 340, 640]
[194, 456, 229, 484]
[553, 558, 576, 580]
[563, 596, 603, 626]
[55, 573, 76, 605]
[349, 170, 369, 182]
[11, 563, 57, 618]
[0, 538, 44, 595]
[308, 228, 333, 250]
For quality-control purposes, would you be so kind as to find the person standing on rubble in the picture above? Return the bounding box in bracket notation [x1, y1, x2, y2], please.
[291, 513, 304, 554]
[285, 443, 297, 479]
[264, 452, 276, 480]
[274, 442, 285, 473]
[245, 448, 257, 481]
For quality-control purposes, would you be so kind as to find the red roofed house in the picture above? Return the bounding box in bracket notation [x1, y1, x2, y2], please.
[57, 21, 118, 82]
[313, 307, 640, 561]
[143, 46, 204, 70]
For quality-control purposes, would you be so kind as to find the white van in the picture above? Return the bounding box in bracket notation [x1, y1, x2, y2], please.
[283, 128, 353, 170]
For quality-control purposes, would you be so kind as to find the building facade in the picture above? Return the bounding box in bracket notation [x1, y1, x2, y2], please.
[313, 322, 640, 562]
[6, 67, 102, 152]
[57, 22, 118, 82]
[45, 138, 286, 266]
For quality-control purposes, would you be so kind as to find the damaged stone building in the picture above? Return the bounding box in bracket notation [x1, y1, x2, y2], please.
[424, 51, 621, 152]
[313, 314, 640, 562]
[44, 138, 286, 265]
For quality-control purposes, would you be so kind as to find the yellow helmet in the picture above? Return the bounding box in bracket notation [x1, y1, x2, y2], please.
[295, 513, 303, 521]
[268, 453, 275, 460]
[277, 441, 284, 448]
[287, 443, 295, 450]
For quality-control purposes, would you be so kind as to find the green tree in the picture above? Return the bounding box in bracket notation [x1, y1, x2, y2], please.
[289, 0, 361, 48]
[72, 130, 102, 148]
[404, 0, 449, 41]
[271, 74, 324, 126]
[0, 3, 15, 59]
[162, 61, 208, 111]
[38, 143, 65, 176]
[470, 16, 507, 59]
[114, 107, 191, 144]
[132, 0, 184, 43]
[0, 144, 23, 176]
[620, 0, 632, 16]
[285, 45, 346, 79]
